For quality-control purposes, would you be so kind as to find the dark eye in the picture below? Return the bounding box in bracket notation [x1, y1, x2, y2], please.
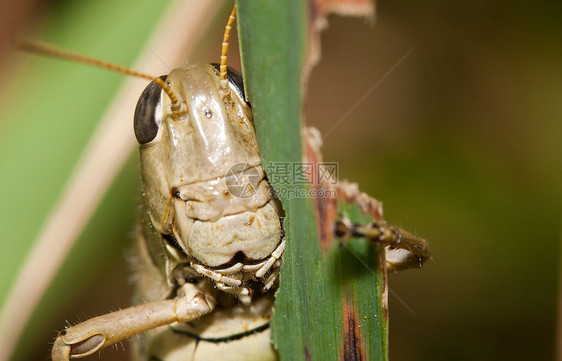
[133, 75, 167, 144]
[211, 64, 247, 103]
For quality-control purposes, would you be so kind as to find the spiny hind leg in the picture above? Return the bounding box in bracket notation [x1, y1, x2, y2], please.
[52, 282, 215, 361]
[334, 181, 430, 271]
[334, 215, 430, 270]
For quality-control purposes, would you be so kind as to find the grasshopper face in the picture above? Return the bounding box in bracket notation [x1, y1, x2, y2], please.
[134, 62, 283, 276]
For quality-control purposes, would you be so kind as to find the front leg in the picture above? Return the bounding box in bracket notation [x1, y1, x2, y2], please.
[51, 283, 215, 361]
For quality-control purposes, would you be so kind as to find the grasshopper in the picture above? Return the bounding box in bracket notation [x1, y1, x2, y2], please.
[15, 5, 430, 361]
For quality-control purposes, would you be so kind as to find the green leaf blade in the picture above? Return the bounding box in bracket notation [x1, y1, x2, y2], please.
[237, 1, 388, 360]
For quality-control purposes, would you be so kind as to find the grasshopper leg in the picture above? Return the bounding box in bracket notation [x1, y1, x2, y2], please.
[334, 216, 431, 271]
[51, 283, 215, 361]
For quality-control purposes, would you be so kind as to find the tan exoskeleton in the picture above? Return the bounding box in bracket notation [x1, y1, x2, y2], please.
[18, 6, 429, 361]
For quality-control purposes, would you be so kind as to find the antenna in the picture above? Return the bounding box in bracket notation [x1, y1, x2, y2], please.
[219, 6, 236, 98]
[14, 38, 188, 117]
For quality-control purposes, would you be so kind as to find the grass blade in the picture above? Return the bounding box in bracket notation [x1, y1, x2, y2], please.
[237, 1, 388, 360]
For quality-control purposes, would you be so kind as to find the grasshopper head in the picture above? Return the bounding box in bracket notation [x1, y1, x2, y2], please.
[134, 63, 263, 234]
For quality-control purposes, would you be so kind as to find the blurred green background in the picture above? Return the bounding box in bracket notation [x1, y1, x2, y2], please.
[0, 0, 560, 360]
[308, 2, 561, 360]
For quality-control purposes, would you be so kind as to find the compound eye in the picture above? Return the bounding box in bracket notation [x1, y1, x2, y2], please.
[133, 75, 166, 144]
